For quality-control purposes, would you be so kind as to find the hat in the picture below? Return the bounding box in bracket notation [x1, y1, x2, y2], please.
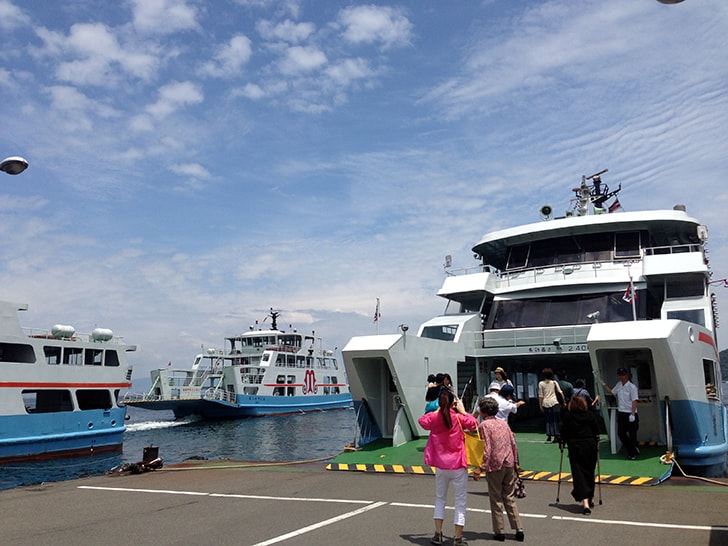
[617, 367, 628, 376]
[494, 367, 505, 374]
[489, 381, 501, 391]
[500, 384, 514, 397]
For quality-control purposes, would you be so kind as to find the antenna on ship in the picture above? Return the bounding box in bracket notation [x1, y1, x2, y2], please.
[570, 169, 621, 216]
[262, 308, 281, 330]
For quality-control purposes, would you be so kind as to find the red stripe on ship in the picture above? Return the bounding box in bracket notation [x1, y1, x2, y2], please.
[698, 331, 720, 360]
[698, 331, 715, 347]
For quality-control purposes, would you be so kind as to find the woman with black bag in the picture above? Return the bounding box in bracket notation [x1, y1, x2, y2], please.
[560, 395, 601, 515]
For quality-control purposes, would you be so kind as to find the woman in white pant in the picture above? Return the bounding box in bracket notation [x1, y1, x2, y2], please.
[419, 387, 478, 546]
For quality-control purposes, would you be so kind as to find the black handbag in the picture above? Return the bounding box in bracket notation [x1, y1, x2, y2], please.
[514, 475, 526, 498]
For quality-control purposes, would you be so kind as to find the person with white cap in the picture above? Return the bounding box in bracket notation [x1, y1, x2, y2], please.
[603, 367, 639, 459]
[482, 383, 524, 423]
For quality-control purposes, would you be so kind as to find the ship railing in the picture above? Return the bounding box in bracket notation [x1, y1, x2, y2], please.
[446, 242, 703, 288]
[644, 243, 702, 256]
[445, 264, 500, 277]
[473, 325, 591, 349]
[203, 388, 235, 403]
[123, 392, 163, 402]
[23, 328, 129, 344]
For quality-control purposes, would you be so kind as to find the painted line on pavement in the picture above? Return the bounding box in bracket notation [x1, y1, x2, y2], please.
[249, 501, 388, 546]
[79, 485, 371, 504]
[79, 485, 725, 536]
[553, 515, 728, 532]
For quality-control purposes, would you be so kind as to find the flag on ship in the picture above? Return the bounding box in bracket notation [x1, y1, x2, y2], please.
[608, 198, 623, 213]
[623, 283, 636, 303]
[373, 298, 381, 323]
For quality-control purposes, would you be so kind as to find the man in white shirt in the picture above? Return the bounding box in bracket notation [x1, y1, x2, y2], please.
[484, 382, 524, 422]
[604, 368, 639, 459]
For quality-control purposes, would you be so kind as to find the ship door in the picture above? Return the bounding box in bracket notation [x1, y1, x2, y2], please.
[595, 348, 662, 453]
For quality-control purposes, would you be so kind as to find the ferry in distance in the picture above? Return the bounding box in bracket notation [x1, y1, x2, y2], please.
[343, 170, 727, 477]
[125, 309, 352, 418]
[0, 300, 135, 462]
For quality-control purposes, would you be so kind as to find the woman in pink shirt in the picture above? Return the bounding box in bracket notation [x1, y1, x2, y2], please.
[418, 387, 478, 546]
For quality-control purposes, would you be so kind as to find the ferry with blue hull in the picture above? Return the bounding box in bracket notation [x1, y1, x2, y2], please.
[0, 300, 135, 463]
[343, 170, 727, 477]
[126, 310, 352, 419]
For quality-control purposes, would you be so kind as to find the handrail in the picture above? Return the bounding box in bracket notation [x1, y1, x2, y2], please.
[664, 396, 673, 455]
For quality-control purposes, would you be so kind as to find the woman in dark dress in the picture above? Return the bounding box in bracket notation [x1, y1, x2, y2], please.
[560, 395, 600, 514]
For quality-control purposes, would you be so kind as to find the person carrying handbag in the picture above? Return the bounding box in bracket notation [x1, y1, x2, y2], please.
[473, 396, 525, 542]
[418, 387, 478, 545]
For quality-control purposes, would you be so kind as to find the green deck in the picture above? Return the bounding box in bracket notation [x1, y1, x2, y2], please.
[328, 433, 674, 486]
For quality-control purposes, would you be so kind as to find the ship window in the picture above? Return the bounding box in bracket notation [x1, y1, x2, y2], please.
[44, 346, 61, 365]
[507, 244, 529, 269]
[580, 233, 613, 262]
[287, 375, 295, 396]
[0, 342, 36, 363]
[666, 309, 705, 326]
[22, 389, 74, 413]
[529, 239, 559, 267]
[296, 356, 305, 368]
[556, 236, 582, 264]
[545, 298, 579, 325]
[703, 359, 719, 400]
[615, 231, 641, 258]
[490, 291, 641, 329]
[665, 276, 705, 298]
[77, 389, 112, 410]
[64, 347, 83, 365]
[105, 350, 121, 367]
[261, 353, 271, 363]
[85, 349, 103, 366]
[323, 375, 331, 395]
[331, 376, 340, 394]
[421, 325, 458, 341]
[306, 356, 313, 368]
[273, 375, 286, 395]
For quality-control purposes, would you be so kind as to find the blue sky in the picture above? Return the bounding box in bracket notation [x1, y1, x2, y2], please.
[1, 0, 727, 380]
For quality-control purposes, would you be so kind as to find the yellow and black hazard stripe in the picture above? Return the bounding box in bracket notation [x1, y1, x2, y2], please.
[326, 463, 661, 486]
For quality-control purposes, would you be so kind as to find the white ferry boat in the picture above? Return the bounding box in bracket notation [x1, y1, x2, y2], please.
[0, 300, 135, 462]
[343, 170, 727, 476]
[125, 310, 352, 418]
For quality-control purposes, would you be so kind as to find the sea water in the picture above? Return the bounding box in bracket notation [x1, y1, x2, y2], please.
[0, 406, 357, 491]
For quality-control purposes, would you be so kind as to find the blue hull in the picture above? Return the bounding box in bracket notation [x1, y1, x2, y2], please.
[0, 408, 127, 463]
[165, 394, 353, 419]
[665, 398, 728, 477]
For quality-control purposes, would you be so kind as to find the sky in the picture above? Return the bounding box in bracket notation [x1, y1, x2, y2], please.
[1, 0, 727, 382]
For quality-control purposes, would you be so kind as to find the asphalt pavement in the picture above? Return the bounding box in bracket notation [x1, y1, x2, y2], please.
[1, 461, 726, 545]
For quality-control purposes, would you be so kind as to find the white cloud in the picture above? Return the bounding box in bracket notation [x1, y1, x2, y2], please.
[169, 162, 211, 179]
[130, 0, 200, 35]
[236, 82, 265, 100]
[0, 0, 30, 30]
[278, 45, 327, 74]
[34, 23, 159, 86]
[199, 35, 253, 78]
[337, 5, 413, 49]
[256, 19, 315, 43]
[145, 80, 204, 118]
[325, 57, 374, 87]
